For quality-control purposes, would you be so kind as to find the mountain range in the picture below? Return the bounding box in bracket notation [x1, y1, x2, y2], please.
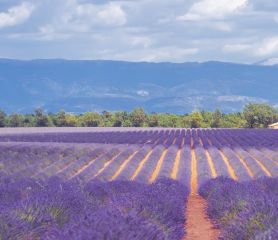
[0, 59, 277, 114]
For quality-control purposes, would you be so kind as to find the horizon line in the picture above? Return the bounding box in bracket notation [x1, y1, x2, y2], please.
[0, 57, 262, 66]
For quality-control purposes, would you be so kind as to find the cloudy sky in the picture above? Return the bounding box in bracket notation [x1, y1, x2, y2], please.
[0, 0, 277, 63]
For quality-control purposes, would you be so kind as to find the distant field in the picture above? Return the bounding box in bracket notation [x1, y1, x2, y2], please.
[0, 128, 277, 191]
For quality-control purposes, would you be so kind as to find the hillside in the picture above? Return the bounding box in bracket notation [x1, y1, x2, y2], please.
[0, 59, 277, 113]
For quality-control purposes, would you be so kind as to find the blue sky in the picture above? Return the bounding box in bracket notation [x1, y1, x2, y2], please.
[0, 0, 278, 63]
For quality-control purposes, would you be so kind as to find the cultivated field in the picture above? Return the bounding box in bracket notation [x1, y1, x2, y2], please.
[0, 128, 277, 239]
[0, 128, 277, 189]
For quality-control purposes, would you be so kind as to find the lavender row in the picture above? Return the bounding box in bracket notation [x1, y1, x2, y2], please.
[1, 145, 75, 175]
[33, 147, 99, 179]
[73, 148, 122, 183]
[195, 146, 212, 188]
[116, 145, 153, 181]
[55, 148, 106, 180]
[0, 130, 182, 146]
[134, 145, 165, 183]
[0, 175, 189, 240]
[176, 146, 191, 190]
[156, 145, 179, 180]
[96, 146, 140, 181]
[206, 146, 230, 178]
[200, 177, 278, 240]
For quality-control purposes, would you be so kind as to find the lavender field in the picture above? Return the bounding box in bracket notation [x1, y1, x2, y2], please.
[0, 128, 277, 239]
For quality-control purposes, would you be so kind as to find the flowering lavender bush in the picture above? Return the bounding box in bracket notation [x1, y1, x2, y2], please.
[0, 128, 277, 240]
[0, 175, 188, 240]
[199, 177, 278, 240]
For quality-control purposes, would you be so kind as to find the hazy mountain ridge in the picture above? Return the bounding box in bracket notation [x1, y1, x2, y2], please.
[0, 59, 277, 113]
[255, 58, 278, 66]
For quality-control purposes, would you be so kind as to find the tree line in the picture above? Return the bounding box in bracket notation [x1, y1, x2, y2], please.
[0, 103, 277, 128]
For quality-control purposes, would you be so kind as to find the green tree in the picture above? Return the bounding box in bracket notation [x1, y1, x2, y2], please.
[34, 108, 49, 127]
[82, 112, 101, 127]
[102, 111, 113, 127]
[122, 119, 132, 127]
[179, 114, 190, 128]
[112, 112, 125, 127]
[130, 108, 146, 127]
[211, 109, 222, 128]
[189, 111, 203, 128]
[222, 113, 246, 128]
[22, 114, 36, 127]
[168, 115, 179, 128]
[65, 114, 78, 127]
[148, 113, 159, 127]
[54, 110, 67, 127]
[8, 113, 22, 127]
[0, 110, 6, 127]
[2, 105, 277, 129]
[243, 103, 278, 128]
[200, 111, 213, 128]
[157, 114, 171, 127]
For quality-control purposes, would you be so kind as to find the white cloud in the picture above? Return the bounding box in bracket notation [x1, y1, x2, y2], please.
[37, 1, 127, 37]
[98, 45, 199, 63]
[217, 95, 267, 103]
[11, 1, 127, 41]
[223, 43, 251, 52]
[75, 2, 126, 27]
[212, 22, 233, 32]
[138, 47, 199, 62]
[256, 37, 278, 56]
[97, 3, 126, 26]
[0, 2, 35, 28]
[177, 0, 248, 21]
[137, 90, 149, 97]
[39, 25, 55, 34]
[0, 0, 277, 63]
[130, 36, 152, 48]
[259, 57, 278, 66]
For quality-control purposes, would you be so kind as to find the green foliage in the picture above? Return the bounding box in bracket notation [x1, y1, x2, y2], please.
[34, 108, 49, 127]
[189, 111, 203, 128]
[148, 113, 159, 127]
[130, 108, 146, 127]
[65, 114, 78, 127]
[122, 119, 132, 127]
[243, 103, 278, 128]
[157, 114, 171, 127]
[22, 114, 36, 127]
[81, 112, 101, 127]
[53, 110, 67, 127]
[8, 113, 23, 127]
[222, 113, 246, 128]
[0, 110, 6, 128]
[113, 112, 127, 127]
[245, 213, 266, 239]
[211, 109, 222, 128]
[52, 110, 77, 127]
[0, 103, 276, 128]
[102, 111, 113, 127]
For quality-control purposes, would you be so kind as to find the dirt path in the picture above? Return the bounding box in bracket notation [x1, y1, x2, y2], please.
[185, 135, 220, 239]
[184, 194, 220, 240]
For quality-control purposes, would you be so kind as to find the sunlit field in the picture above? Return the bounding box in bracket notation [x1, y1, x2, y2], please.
[0, 128, 277, 239]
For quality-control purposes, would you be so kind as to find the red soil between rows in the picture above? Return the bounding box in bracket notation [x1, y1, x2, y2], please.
[184, 194, 220, 240]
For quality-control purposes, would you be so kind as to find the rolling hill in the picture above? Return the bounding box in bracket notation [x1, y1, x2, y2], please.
[0, 59, 277, 113]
